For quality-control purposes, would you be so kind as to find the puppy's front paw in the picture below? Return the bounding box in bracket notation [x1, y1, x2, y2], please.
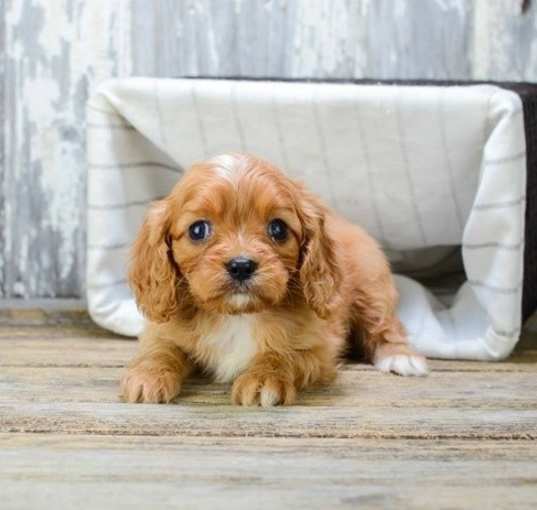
[231, 372, 297, 407]
[375, 353, 429, 377]
[120, 365, 182, 403]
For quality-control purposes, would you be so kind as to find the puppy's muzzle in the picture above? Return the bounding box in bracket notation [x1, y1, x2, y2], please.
[226, 256, 258, 282]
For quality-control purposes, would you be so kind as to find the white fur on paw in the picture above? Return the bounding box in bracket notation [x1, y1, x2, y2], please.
[375, 355, 429, 377]
[259, 387, 280, 408]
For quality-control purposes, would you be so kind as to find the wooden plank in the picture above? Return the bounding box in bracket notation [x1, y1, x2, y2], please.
[2, 0, 537, 298]
[2, 365, 537, 439]
[0, 303, 535, 369]
[0, 307, 98, 326]
[1, 316, 536, 370]
[0, 298, 85, 310]
[1, 318, 536, 507]
[3, 0, 537, 298]
[131, 0, 302, 77]
[0, 309, 120, 343]
[1, 434, 537, 510]
[2, 0, 132, 298]
[0, 337, 136, 367]
[0, 0, 5, 297]
[2, 335, 536, 370]
[131, 0, 473, 80]
[0, 325, 117, 340]
[473, 0, 537, 81]
[366, 0, 472, 80]
[3, 365, 537, 408]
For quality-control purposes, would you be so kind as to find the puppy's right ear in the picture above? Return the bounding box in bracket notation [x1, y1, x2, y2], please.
[129, 199, 179, 323]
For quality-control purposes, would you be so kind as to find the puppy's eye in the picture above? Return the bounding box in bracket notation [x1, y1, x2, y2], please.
[267, 218, 288, 242]
[188, 220, 212, 242]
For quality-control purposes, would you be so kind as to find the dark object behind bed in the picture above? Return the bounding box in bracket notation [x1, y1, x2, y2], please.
[511, 83, 537, 321]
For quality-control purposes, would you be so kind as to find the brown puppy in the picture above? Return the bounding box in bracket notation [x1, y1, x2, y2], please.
[121, 154, 428, 406]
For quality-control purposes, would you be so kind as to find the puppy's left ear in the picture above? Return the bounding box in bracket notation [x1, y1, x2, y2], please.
[298, 192, 342, 319]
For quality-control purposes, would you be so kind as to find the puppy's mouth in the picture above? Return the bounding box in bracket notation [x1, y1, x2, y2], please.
[229, 279, 253, 293]
[221, 278, 272, 313]
[192, 267, 285, 314]
[226, 280, 256, 304]
[226, 291, 254, 308]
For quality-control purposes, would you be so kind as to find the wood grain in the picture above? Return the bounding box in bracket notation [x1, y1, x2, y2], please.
[2, 0, 537, 298]
[4, 363, 537, 405]
[473, 0, 537, 80]
[1, 312, 535, 369]
[1, 316, 537, 508]
[1, 0, 131, 298]
[2, 434, 537, 510]
[1, 326, 537, 439]
[0, 0, 5, 297]
[130, 0, 473, 80]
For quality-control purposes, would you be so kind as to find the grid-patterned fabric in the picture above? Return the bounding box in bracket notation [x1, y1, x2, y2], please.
[86, 78, 529, 360]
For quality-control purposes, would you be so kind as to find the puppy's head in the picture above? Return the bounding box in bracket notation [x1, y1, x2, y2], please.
[129, 154, 341, 322]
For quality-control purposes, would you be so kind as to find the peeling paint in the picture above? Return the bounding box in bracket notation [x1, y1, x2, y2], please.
[2, 0, 537, 298]
[474, 0, 537, 80]
[0, 0, 5, 296]
[3, 0, 131, 297]
[292, 0, 368, 78]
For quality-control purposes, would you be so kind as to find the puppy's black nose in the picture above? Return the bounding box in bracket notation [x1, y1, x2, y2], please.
[226, 256, 258, 282]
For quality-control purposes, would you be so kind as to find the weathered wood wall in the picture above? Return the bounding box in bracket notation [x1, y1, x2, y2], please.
[0, 0, 535, 299]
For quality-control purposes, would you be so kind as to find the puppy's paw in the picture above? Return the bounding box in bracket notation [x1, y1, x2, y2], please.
[375, 353, 429, 377]
[120, 365, 182, 403]
[231, 372, 297, 407]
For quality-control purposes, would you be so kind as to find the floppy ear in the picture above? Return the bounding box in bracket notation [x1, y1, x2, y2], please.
[129, 200, 180, 323]
[298, 193, 342, 319]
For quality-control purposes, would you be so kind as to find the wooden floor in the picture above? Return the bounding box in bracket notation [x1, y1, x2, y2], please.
[1, 309, 537, 509]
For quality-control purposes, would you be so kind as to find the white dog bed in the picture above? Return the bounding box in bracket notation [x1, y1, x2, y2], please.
[86, 78, 534, 360]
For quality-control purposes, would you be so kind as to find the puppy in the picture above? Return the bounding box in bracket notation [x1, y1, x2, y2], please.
[120, 153, 428, 406]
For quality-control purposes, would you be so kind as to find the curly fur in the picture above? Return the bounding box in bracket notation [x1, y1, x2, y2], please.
[121, 153, 428, 407]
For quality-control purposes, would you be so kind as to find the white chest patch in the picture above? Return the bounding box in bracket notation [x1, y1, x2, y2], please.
[201, 315, 258, 383]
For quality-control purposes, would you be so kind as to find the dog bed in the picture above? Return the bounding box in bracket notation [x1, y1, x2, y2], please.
[86, 78, 535, 360]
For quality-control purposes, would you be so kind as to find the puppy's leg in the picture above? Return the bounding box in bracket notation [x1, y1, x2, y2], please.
[231, 346, 337, 407]
[368, 316, 428, 376]
[120, 328, 193, 403]
[353, 280, 428, 377]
